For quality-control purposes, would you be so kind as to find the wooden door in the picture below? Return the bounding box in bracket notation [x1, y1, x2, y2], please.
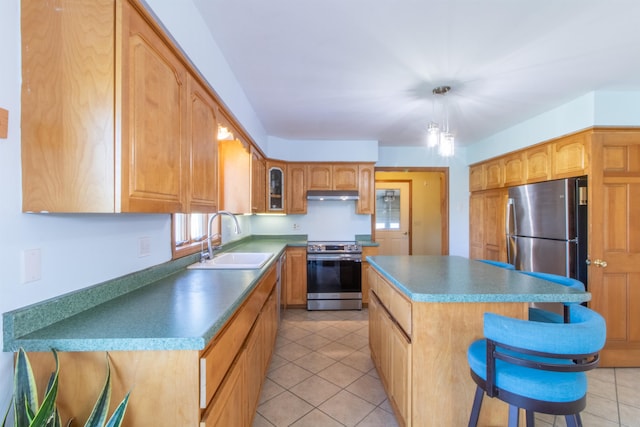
[375, 182, 411, 255]
[590, 131, 640, 366]
[201, 350, 247, 427]
[307, 163, 332, 190]
[122, 4, 188, 212]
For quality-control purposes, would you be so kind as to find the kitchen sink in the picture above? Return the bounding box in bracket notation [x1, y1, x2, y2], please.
[187, 252, 273, 270]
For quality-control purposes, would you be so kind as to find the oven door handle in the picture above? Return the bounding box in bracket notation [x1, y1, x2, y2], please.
[307, 253, 362, 262]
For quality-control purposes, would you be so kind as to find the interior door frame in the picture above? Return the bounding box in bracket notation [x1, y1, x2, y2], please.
[373, 167, 450, 255]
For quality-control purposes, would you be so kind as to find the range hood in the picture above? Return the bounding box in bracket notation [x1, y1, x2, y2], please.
[306, 190, 359, 201]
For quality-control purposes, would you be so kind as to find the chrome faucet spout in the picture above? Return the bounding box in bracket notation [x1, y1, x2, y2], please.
[207, 211, 242, 260]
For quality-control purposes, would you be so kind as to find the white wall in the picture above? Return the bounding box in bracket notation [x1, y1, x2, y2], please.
[466, 91, 640, 165]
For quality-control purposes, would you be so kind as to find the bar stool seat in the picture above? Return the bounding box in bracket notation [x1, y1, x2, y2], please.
[467, 304, 606, 427]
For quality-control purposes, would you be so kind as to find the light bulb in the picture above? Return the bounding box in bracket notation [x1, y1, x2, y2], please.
[439, 133, 455, 157]
[426, 122, 440, 148]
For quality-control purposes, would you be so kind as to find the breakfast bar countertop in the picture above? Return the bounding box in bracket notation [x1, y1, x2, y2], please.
[366, 255, 591, 304]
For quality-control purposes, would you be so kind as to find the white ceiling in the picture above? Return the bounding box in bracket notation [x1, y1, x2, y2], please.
[192, 0, 640, 148]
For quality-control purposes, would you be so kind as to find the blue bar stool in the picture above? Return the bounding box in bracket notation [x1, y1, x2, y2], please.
[478, 260, 515, 270]
[467, 304, 606, 427]
[520, 271, 585, 323]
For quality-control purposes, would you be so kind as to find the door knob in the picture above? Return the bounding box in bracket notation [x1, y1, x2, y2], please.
[587, 259, 608, 268]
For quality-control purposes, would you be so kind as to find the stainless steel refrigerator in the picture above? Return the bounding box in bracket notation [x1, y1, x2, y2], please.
[506, 176, 588, 287]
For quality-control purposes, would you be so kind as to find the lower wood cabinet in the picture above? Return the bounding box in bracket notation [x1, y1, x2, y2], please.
[285, 246, 307, 306]
[26, 265, 279, 427]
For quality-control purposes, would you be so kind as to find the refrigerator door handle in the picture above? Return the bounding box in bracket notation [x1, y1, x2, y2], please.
[506, 198, 515, 265]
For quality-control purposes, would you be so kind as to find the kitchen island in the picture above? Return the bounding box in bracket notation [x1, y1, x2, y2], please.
[366, 255, 590, 427]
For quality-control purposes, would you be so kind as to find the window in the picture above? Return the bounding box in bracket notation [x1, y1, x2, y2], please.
[375, 189, 401, 230]
[172, 213, 220, 258]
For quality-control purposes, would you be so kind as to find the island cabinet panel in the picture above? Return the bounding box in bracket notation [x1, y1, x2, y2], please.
[368, 266, 528, 427]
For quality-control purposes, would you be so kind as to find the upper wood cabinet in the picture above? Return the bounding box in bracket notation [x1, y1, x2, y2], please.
[468, 130, 591, 193]
[218, 136, 251, 214]
[357, 164, 375, 214]
[251, 149, 267, 214]
[525, 144, 552, 183]
[187, 77, 218, 213]
[551, 133, 589, 178]
[307, 163, 358, 190]
[287, 163, 307, 214]
[267, 160, 286, 213]
[502, 152, 525, 187]
[21, 0, 220, 213]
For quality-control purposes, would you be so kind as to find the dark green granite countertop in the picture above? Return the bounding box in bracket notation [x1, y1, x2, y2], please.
[3, 236, 306, 353]
[367, 255, 591, 303]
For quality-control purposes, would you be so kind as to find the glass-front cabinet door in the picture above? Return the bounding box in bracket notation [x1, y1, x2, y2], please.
[268, 166, 285, 212]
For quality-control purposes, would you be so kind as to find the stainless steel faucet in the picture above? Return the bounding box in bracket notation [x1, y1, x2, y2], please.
[205, 210, 242, 260]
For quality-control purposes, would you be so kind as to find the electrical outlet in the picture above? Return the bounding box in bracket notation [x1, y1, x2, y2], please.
[22, 248, 42, 283]
[138, 237, 151, 257]
[292, 223, 300, 230]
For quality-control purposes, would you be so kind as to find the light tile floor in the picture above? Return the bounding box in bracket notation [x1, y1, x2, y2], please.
[253, 308, 640, 427]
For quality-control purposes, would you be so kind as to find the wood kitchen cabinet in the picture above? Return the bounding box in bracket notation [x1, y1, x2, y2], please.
[287, 163, 308, 214]
[285, 246, 307, 306]
[187, 76, 219, 213]
[252, 148, 267, 213]
[307, 163, 359, 191]
[21, 0, 222, 214]
[551, 132, 589, 178]
[468, 127, 640, 367]
[218, 136, 252, 214]
[468, 189, 508, 263]
[267, 160, 286, 213]
[26, 264, 279, 426]
[357, 163, 375, 214]
[368, 268, 412, 426]
[361, 245, 379, 305]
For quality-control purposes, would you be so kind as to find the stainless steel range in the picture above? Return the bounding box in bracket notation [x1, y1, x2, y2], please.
[307, 241, 363, 310]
